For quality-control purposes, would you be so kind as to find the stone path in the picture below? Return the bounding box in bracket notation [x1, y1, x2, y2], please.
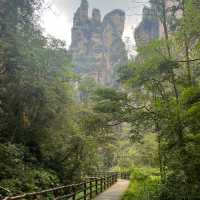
[94, 180, 130, 200]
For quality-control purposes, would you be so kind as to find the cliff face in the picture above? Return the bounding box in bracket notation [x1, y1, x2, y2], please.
[70, 0, 127, 85]
[135, 6, 159, 47]
[135, 1, 182, 47]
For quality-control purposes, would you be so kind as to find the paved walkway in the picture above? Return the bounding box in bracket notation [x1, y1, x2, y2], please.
[94, 180, 130, 200]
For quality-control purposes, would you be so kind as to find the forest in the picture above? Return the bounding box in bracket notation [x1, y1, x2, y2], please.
[0, 0, 200, 200]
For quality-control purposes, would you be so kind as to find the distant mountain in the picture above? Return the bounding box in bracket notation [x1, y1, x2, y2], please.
[135, 0, 182, 47]
[69, 0, 128, 85]
[135, 5, 159, 47]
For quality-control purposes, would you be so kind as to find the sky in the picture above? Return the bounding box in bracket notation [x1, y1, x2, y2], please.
[41, 0, 149, 51]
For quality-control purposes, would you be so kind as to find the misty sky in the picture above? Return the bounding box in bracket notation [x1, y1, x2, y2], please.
[41, 0, 149, 49]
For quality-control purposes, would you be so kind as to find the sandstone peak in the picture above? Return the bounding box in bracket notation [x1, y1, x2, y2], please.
[134, 4, 159, 47]
[103, 9, 125, 37]
[81, 0, 88, 8]
[92, 8, 101, 23]
[73, 0, 89, 26]
[70, 1, 127, 85]
[104, 9, 125, 18]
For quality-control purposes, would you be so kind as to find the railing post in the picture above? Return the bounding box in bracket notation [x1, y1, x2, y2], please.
[100, 178, 103, 193]
[95, 178, 98, 195]
[84, 182, 87, 200]
[90, 181, 92, 200]
[72, 185, 76, 200]
[53, 190, 59, 198]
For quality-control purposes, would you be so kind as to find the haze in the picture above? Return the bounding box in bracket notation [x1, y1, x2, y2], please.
[41, 0, 148, 51]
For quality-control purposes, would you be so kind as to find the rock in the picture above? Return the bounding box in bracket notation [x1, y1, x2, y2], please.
[92, 9, 101, 23]
[135, 1, 181, 47]
[134, 6, 159, 47]
[70, 0, 127, 85]
[73, 0, 89, 25]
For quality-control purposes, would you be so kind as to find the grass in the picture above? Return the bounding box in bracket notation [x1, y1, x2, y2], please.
[122, 167, 161, 200]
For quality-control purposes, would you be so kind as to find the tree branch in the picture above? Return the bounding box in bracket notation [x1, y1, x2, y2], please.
[176, 58, 200, 63]
[0, 186, 11, 193]
[104, 122, 122, 127]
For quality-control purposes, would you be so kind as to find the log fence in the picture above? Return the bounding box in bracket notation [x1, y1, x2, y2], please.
[2, 172, 130, 200]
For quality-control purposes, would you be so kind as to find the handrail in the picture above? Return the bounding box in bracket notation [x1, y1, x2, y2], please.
[89, 171, 130, 180]
[2, 174, 118, 200]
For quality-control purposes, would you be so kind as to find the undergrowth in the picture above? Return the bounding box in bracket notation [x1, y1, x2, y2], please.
[122, 167, 160, 200]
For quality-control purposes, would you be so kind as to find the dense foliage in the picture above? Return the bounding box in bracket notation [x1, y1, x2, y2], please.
[0, 0, 118, 196]
[92, 0, 200, 199]
[122, 168, 160, 200]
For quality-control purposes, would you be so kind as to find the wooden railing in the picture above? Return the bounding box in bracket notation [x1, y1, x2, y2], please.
[2, 174, 118, 200]
[90, 172, 130, 180]
[119, 172, 130, 180]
